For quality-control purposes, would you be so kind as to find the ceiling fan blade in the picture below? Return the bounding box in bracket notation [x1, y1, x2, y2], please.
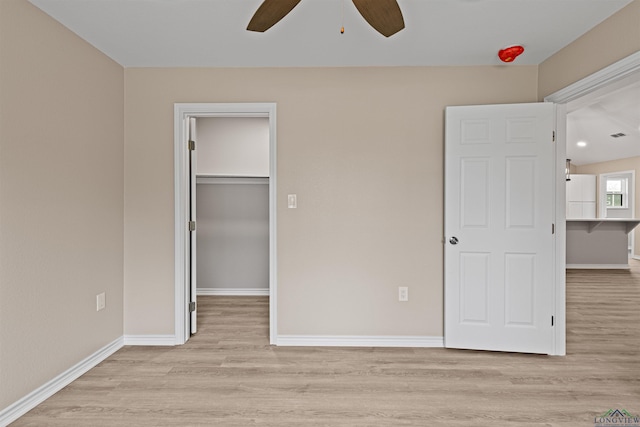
[352, 0, 405, 37]
[247, 0, 302, 32]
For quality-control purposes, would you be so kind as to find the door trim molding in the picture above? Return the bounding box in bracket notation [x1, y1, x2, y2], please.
[173, 103, 277, 345]
[545, 50, 640, 356]
[545, 51, 640, 104]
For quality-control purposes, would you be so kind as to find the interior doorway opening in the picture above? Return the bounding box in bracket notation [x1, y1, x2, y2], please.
[545, 50, 640, 355]
[195, 117, 270, 298]
[174, 103, 277, 346]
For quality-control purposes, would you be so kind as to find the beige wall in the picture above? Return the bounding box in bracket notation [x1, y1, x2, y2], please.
[538, 0, 640, 99]
[577, 157, 640, 257]
[124, 66, 538, 336]
[0, 0, 124, 409]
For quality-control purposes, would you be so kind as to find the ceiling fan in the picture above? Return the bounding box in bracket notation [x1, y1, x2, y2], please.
[247, 0, 405, 37]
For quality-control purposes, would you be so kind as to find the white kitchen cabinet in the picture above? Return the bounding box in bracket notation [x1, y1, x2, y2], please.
[566, 174, 596, 219]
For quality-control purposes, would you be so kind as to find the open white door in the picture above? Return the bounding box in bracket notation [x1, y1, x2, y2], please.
[444, 103, 556, 354]
[189, 117, 198, 335]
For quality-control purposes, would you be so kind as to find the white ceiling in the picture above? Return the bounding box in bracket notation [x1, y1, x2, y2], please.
[567, 74, 640, 166]
[28, 0, 639, 166]
[29, 0, 632, 68]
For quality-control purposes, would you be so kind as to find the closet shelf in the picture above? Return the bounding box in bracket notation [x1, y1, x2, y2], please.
[196, 176, 269, 185]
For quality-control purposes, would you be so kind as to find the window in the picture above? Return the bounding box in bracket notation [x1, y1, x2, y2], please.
[606, 178, 626, 208]
[606, 193, 623, 207]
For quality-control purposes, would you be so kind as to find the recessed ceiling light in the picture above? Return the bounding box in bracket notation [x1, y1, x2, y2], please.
[577, 141, 587, 147]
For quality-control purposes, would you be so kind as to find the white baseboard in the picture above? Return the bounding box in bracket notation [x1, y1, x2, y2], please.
[275, 335, 444, 348]
[632, 255, 640, 261]
[197, 288, 269, 296]
[0, 336, 124, 427]
[566, 263, 630, 269]
[123, 335, 176, 346]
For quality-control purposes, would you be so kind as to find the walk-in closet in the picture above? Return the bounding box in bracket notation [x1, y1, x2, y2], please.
[195, 117, 270, 296]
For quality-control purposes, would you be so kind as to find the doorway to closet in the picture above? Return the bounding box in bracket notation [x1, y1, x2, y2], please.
[174, 103, 277, 346]
[195, 117, 270, 298]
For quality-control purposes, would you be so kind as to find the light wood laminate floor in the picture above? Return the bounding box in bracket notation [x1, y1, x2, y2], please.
[12, 264, 640, 426]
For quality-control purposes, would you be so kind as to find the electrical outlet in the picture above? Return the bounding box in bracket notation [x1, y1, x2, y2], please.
[96, 292, 106, 311]
[398, 287, 408, 302]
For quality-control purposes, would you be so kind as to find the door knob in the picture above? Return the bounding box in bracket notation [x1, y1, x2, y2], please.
[449, 236, 459, 245]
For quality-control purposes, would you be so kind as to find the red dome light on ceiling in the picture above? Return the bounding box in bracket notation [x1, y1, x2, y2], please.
[498, 45, 525, 63]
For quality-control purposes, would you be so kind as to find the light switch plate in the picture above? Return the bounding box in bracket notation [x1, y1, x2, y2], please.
[288, 194, 297, 209]
[96, 292, 106, 311]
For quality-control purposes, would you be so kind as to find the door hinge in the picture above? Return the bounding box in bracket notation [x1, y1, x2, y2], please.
[551, 315, 555, 326]
[189, 221, 196, 231]
[188, 140, 196, 151]
[552, 223, 555, 234]
[552, 131, 556, 142]
[189, 301, 196, 312]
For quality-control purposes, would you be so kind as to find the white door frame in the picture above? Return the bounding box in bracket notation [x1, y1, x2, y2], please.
[545, 50, 640, 356]
[173, 103, 277, 345]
